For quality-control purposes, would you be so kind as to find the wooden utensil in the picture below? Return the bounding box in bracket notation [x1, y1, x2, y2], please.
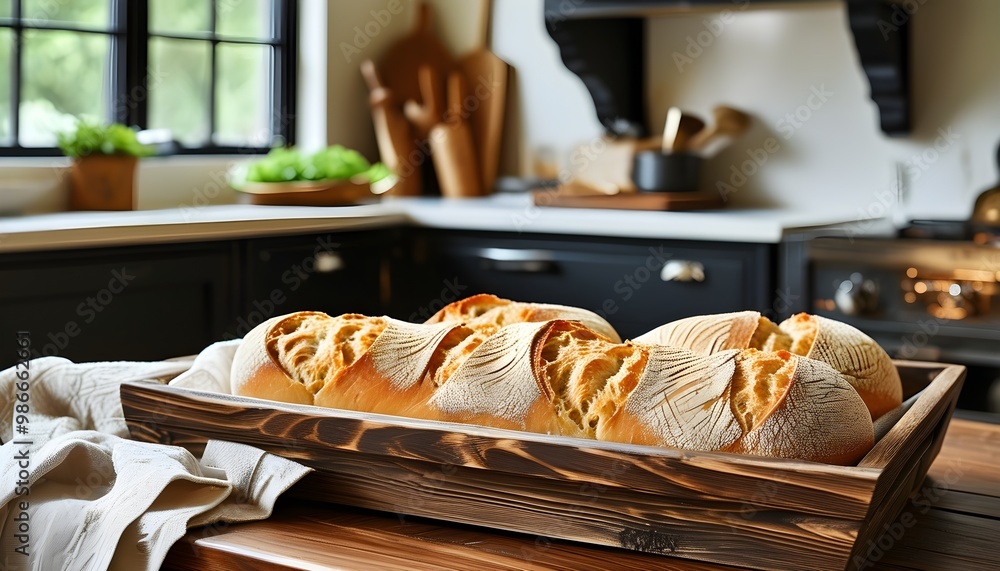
[380, 2, 453, 125]
[457, 0, 507, 195]
[661, 107, 706, 154]
[403, 65, 442, 139]
[688, 105, 752, 157]
[360, 60, 421, 196]
[429, 72, 482, 198]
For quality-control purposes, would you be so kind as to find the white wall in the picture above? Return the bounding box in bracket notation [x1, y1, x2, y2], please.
[492, 0, 1000, 221]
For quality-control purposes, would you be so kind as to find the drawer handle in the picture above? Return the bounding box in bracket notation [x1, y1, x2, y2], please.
[314, 252, 345, 273]
[660, 260, 705, 283]
[475, 248, 557, 273]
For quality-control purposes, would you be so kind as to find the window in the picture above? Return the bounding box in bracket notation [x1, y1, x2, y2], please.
[0, 0, 296, 155]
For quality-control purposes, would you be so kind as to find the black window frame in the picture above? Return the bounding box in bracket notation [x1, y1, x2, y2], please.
[1, 0, 297, 157]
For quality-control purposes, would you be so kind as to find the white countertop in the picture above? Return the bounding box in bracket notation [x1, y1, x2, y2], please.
[0, 194, 894, 253]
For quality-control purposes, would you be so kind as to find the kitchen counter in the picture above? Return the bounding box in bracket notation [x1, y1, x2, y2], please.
[0, 195, 894, 253]
[162, 417, 999, 570]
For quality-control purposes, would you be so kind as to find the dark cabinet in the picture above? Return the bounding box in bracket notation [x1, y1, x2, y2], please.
[0, 243, 235, 368]
[0, 230, 393, 368]
[237, 230, 392, 338]
[0, 225, 774, 366]
[399, 230, 775, 339]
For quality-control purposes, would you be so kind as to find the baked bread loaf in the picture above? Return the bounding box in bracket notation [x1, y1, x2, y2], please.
[634, 312, 902, 419]
[425, 293, 621, 343]
[232, 303, 876, 465]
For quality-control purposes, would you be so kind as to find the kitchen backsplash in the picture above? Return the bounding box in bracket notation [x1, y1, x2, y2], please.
[492, 0, 1000, 221]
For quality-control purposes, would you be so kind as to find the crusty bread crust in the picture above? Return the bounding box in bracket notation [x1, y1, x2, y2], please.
[598, 347, 873, 465]
[427, 293, 622, 343]
[634, 311, 760, 354]
[230, 313, 320, 405]
[636, 312, 902, 419]
[779, 314, 902, 420]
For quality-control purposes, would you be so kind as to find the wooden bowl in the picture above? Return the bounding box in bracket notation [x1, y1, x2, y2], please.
[236, 179, 376, 206]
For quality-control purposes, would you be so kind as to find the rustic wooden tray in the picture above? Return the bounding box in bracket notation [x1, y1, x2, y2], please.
[122, 361, 964, 571]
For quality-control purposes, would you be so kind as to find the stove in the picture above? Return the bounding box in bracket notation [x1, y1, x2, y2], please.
[804, 220, 1000, 415]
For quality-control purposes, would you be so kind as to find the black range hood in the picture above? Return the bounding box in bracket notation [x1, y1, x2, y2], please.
[544, 0, 910, 137]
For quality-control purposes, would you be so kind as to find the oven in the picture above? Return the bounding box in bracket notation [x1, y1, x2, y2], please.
[802, 231, 1000, 415]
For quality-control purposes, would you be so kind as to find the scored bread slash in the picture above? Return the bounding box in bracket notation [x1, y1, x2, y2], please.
[635, 311, 903, 419]
[314, 319, 472, 418]
[430, 321, 560, 433]
[601, 347, 874, 465]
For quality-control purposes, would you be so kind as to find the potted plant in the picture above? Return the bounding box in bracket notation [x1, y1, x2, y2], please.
[58, 122, 153, 211]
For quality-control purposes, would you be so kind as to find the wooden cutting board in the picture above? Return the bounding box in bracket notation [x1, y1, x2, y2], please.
[379, 3, 454, 128]
[532, 189, 724, 211]
[458, 0, 507, 195]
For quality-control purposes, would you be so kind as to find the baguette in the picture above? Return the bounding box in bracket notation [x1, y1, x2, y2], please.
[634, 312, 902, 419]
[232, 306, 875, 465]
[425, 293, 622, 343]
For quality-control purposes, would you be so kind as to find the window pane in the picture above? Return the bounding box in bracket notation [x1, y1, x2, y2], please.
[149, 38, 210, 146]
[150, 0, 210, 35]
[217, 0, 273, 39]
[0, 1, 11, 20]
[215, 43, 271, 146]
[0, 29, 10, 144]
[21, 30, 110, 147]
[22, 0, 111, 29]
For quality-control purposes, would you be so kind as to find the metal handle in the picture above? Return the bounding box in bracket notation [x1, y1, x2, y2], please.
[475, 248, 557, 273]
[660, 260, 705, 283]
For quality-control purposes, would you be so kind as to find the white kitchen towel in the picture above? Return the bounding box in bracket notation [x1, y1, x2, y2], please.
[0, 340, 313, 571]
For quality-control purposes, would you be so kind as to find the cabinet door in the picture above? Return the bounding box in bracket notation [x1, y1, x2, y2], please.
[406, 231, 773, 339]
[0, 243, 235, 368]
[240, 231, 392, 335]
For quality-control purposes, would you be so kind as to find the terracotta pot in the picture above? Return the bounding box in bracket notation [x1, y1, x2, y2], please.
[69, 154, 138, 211]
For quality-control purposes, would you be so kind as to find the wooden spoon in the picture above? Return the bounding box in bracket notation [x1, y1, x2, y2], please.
[359, 60, 420, 196]
[661, 107, 706, 154]
[688, 106, 752, 156]
[403, 65, 443, 139]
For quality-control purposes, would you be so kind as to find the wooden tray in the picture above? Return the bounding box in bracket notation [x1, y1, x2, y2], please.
[122, 361, 964, 571]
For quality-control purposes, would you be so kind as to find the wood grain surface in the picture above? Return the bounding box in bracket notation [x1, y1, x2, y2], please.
[532, 189, 724, 211]
[124, 362, 964, 571]
[161, 420, 1000, 571]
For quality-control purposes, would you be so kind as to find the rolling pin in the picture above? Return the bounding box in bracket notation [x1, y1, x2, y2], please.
[429, 72, 482, 198]
[360, 60, 421, 196]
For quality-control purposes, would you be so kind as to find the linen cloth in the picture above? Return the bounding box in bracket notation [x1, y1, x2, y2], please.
[0, 341, 311, 571]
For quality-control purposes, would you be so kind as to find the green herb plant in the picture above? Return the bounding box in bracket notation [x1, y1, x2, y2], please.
[58, 121, 154, 158]
[233, 146, 391, 189]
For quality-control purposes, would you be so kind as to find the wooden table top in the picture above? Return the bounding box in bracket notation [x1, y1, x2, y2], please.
[162, 418, 1000, 571]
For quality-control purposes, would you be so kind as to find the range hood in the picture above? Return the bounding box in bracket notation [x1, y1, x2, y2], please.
[544, 0, 910, 136]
